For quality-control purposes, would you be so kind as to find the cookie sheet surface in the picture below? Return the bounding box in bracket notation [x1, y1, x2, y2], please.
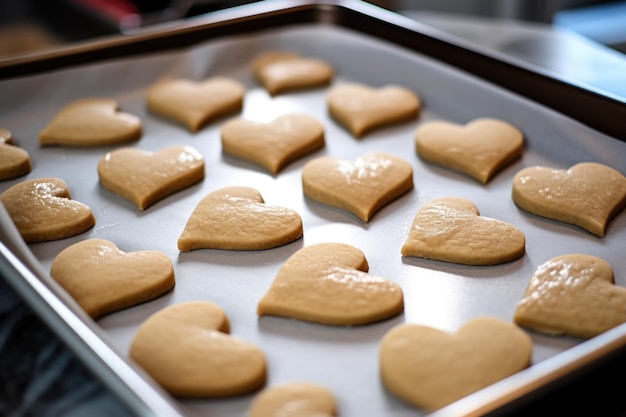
[1, 25, 626, 417]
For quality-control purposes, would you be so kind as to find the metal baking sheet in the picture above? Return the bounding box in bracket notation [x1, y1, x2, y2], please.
[1, 1, 626, 416]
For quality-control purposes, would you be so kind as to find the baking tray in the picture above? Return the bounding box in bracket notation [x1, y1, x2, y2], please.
[1, 1, 626, 416]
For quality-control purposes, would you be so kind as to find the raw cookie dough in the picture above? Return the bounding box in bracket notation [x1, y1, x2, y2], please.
[97, 145, 205, 210]
[512, 162, 626, 237]
[301, 151, 413, 222]
[178, 186, 303, 251]
[514, 254, 626, 339]
[130, 301, 267, 397]
[0, 142, 31, 181]
[0, 177, 95, 243]
[147, 77, 245, 132]
[39, 98, 142, 146]
[50, 239, 175, 319]
[380, 317, 532, 411]
[258, 242, 404, 325]
[327, 83, 420, 137]
[415, 118, 524, 183]
[401, 197, 526, 265]
[252, 51, 334, 95]
[249, 382, 337, 417]
[221, 113, 324, 174]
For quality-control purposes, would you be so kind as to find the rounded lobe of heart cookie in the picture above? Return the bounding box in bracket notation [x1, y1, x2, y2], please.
[248, 382, 337, 417]
[514, 254, 626, 339]
[301, 151, 414, 222]
[221, 114, 325, 174]
[379, 316, 532, 411]
[258, 242, 404, 325]
[97, 145, 205, 210]
[178, 186, 303, 251]
[130, 300, 267, 397]
[253, 51, 334, 95]
[327, 83, 420, 137]
[50, 239, 175, 319]
[147, 77, 245, 132]
[415, 118, 524, 183]
[401, 197, 526, 265]
[0, 143, 32, 181]
[0, 177, 95, 243]
[0, 127, 13, 144]
[512, 162, 626, 237]
[38, 98, 142, 147]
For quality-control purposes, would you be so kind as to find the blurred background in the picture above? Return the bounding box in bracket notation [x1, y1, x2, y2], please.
[1, 0, 625, 58]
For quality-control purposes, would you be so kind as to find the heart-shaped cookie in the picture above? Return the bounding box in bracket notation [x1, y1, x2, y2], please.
[401, 197, 525, 265]
[249, 382, 337, 417]
[301, 152, 413, 222]
[0, 142, 31, 181]
[39, 98, 142, 147]
[252, 51, 334, 95]
[514, 254, 626, 339]
[258, 242, 403, 325]
[327, 83, 420, 137]
[147, 77, 245, 132]
[50, 239, 175, 319]
[0, 177, 95, 243]
[97, 145, 205, 210]
[178, 186, 303, 251]
[415, 118, 524, 183]
[380, 317, 532, 410]
[221, 114, 325, 174]
[512, 162, 626, 237]
[130, 300, 267, 397]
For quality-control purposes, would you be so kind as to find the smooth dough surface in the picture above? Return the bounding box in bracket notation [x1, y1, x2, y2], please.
[129, 301, 267, 397]
[51, 239, 175, 319]
[248, 382, 337, 417]
[0, 177, 95, 243]
[512, 162, 626, 237]
[178, 186, 303, 251]
[38, 98, 142, 146]
[147, 77, 245, 131]
[415, 118, 523, 183]
[0, 142, 31, 181]
[221, 113, 324, 174]
[401, 197, 526, 265]
[301, 151, 413, 222]
[327, 83, 420, 137]
[97, 145, 205, 210]
[258, 242, 403, 325]
[253, 51, 334, 95]
[514, 254, 626, 338]
[380, 317, 532, 411]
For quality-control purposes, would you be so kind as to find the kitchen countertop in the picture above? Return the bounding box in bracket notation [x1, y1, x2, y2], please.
[1, 4, 626, 416]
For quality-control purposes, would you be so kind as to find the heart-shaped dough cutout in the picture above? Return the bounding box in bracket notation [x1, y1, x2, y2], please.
[221, 114, 324, 174]
[39, 98, 142, 147]
[253, 51, 334, 95]
[178, 186, 303, 251]
[0, 177, 95, 243]
[401, 197, 525, 265]
[512, 162, 626, 237]
[97, 145, 204, 210]
[147, 77, 245, 132]
[258, 242, 403, 325]
[380, 317, 532, 410]
[130, 300, 267, 397]
[0, 143, 31, 181]
[327, 83, 420, 137]
[51, 239, 175, 319]
[514, 254, 626, 339]
[249, 382, 337, 417]
[415, 118, 524, 183]
[301, 152, 413, 222]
